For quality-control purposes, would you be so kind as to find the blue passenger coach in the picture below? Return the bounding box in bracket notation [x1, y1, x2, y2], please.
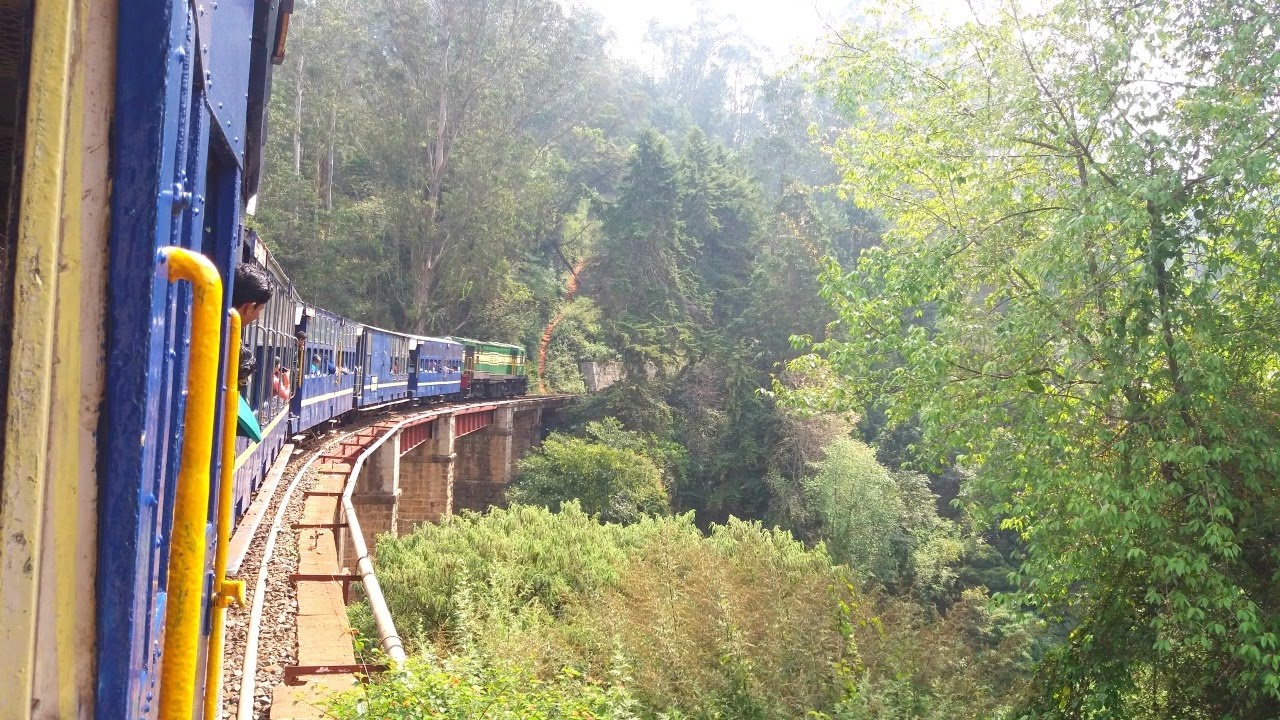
[356, 325, 414, 406]
[292, 305, 358, 433]
[410, 336, 464, 400]
[233, 236, 299, 521]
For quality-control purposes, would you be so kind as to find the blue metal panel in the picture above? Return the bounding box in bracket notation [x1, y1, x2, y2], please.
[357, 327, 413, 407]
[200, 0, 254, 164]
[98, 0, 199, 713]
[410, 337, 463, 399]
[100, 0, 253, 714]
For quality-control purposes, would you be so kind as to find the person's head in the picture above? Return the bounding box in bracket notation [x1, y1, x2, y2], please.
[232, 262, 272, 326]
[238, 346, 256, 389]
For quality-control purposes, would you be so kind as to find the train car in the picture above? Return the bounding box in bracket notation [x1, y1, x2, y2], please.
[0, 0, 536, 714]
[292, 305, 358, 434]
[0, 0, 298, 715]
[451, 337, 530, 398]
[410, 336, 465, 401]
[232, 235, 301, 521]
[355, 325, 414, 407]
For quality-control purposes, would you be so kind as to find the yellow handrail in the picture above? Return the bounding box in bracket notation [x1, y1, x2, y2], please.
[203, 308, 247, 718]
[157, 247, 224, 720]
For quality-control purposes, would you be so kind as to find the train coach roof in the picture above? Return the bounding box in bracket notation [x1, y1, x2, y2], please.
[448, 336, 526, 352]
[246, 231, 301, 301]
[358, 323, 414, 339]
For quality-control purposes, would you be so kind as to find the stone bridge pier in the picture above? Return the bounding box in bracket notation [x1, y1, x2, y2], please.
[344, 399, 562, 559]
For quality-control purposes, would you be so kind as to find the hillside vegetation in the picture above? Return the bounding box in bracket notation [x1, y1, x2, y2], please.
[262, 0, 1280, 717]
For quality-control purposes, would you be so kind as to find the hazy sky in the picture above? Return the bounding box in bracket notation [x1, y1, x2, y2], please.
[567, 0, 855, 67]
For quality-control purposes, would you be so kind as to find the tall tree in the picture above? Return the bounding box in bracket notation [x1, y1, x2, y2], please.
[591, 130, 700, 376]
[642, 4, 763, 144]
[679, 128, 762, 326]
[802, 0, 1280, 715]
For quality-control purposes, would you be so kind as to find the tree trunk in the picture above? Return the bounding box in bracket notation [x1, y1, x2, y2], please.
[293, 53, 305, 175]
[324, 103, 336, 210]
[410, 28, 453, 333]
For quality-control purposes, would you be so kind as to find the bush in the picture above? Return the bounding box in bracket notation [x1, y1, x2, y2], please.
[364, 505, 861, 718]
[803, 437, 974, 604]
[511, 427, 670, 523]
[365, 503, 634, 644]
[571, 517, 855, 717]
[360, 504, 1040, 719]
[804, 437, 907, 584]
[326, 650, 640, 719]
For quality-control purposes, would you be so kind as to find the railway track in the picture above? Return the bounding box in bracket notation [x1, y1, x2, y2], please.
[218, 412, 393, 719]
[215, 397, 562, 718]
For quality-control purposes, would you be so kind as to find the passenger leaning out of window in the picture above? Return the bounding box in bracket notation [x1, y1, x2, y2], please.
[232, 262, 273, 390]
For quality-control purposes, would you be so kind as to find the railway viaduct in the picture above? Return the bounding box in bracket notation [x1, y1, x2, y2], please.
[258, 395, 574, 719]
[338, 395, 570, 562]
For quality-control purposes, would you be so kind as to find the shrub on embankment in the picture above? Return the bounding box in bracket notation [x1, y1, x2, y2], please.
[341, 504, 1038, 719]
[346, 504, 852, 716]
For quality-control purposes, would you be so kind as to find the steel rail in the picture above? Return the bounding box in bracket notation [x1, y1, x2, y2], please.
[235, 432, 353, 720]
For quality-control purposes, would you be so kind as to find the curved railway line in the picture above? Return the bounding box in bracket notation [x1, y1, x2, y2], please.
[213, 396, 572, 719]
[218, 406, 401, 719]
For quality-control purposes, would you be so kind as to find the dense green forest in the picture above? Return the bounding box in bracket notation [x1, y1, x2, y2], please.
[258, 0, 1280, 717]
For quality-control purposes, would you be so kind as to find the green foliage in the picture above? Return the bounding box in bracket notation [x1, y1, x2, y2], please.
[511, 430, 670, 523]
[799, 437, 964, 604]
[679, 128, 764, 325]
[580, 417, 690, 492]
[326, 651, 640, 719]
[815, 589, 1041, 720]
[258, 0, 639, 336]
[364, 505, 870, 719]
[571, 516, 856, 718]
[559, 380, 679, 441]
[366, 503, 631, 643]
[805, 438, 902, 583]
[360, 504, 1040, 719]
[803, 0, 1280, 714]
[591, 129, 703, 375]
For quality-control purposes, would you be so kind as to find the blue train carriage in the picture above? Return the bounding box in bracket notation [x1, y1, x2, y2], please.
[292, 305, 358, 434]
[450, 337, 530, 398]
[355, 324, 414, 407]
[232, 235, 301, 520]
[77, 0, 293, 716]
[409, 335, 465, 401]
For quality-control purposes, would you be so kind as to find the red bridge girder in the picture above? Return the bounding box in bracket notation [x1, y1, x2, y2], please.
[454, 408, 494, 438]
[398, 418, 435, 456]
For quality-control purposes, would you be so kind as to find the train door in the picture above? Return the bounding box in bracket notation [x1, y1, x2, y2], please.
[355, 327, 370, 405]
[96, 0, 282, 716]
